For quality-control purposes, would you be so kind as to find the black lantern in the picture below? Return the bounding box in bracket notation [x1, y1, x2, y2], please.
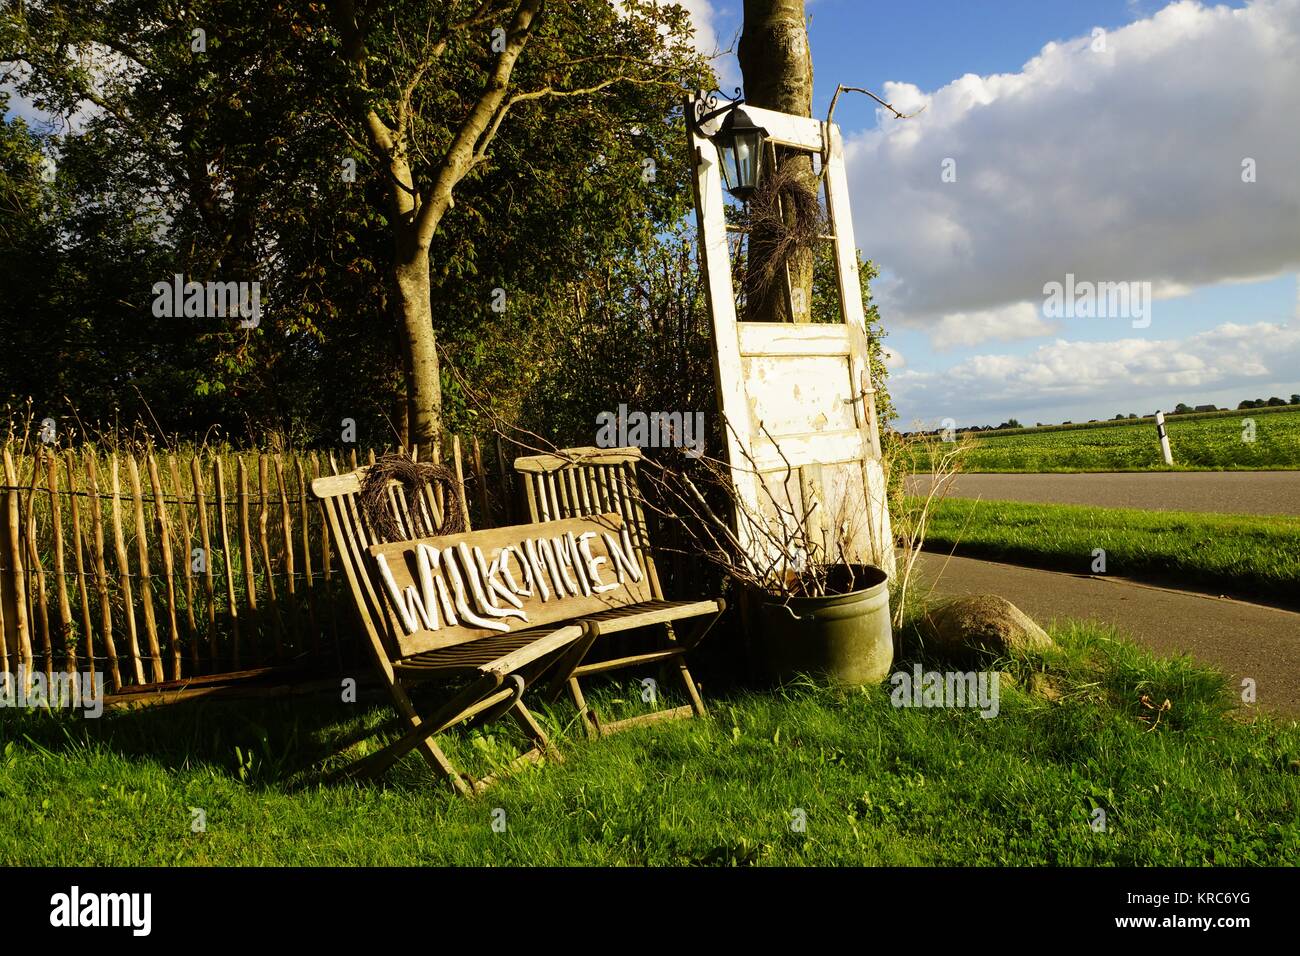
[713, 106, 768, 201]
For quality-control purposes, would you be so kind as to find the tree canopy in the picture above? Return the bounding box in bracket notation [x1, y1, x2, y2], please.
[1, 0, 893, 449]
[2, 0, 711, 444]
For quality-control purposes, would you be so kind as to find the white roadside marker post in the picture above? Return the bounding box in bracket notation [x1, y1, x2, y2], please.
[1155, 410, 1174, 466]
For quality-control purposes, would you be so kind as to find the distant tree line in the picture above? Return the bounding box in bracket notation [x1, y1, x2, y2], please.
[1234, 396, 1300, 410]
[907, 394, 1300, 437]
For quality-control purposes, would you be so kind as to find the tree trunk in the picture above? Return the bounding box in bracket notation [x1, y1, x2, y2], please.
[739, 0, 813, 113]
[739, 0, 816, 324]
[332, 0, 545, 455]
[391, 382, 410, 450]
[393, 230, 442, 457]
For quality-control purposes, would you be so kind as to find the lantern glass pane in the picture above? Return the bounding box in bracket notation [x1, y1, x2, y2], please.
[720, 143, 739, 193]
[733, 133, 757, 191]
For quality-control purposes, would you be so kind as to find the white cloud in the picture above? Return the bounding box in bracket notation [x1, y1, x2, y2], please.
[673, 0, 722, 55]
[881, 345, 905, 368]
[892, 321, 1300, 423]
[930, 302, 1059, 350]
[640, 0, 739, 88]
[844, 0, 1300, 347]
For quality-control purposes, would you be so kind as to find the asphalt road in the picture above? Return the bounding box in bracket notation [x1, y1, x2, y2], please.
[906, 471, 1300, 516]
[915, 552, 1300, 716]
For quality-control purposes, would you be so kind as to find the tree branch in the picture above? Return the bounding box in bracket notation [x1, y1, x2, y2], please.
[330, 0, 397, 154]
[414, 0, 546, 247]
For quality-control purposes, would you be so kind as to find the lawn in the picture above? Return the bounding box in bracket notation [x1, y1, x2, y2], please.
[916, 408, 1300, 472]
[1, 620, 1297, 865]
[920, 498, 1300, 605]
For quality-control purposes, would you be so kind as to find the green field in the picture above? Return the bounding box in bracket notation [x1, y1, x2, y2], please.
[921, 498, 1300, 605]
[921, 408, 1300, 472]
[1, 620, 1297, 865]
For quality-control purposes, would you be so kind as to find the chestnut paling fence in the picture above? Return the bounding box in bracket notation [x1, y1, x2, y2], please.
[0, 436, 531, 697]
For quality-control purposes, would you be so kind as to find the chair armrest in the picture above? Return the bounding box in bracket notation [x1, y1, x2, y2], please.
[481, 624, 588, 677]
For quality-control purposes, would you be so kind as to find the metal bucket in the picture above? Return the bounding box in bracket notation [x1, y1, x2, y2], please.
[756, 565, 893, 687]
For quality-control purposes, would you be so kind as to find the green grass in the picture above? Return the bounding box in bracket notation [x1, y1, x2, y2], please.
[921, 498, 1300, 604]
[919, 408, 1300, 472]
[2, 621, 1297, 865]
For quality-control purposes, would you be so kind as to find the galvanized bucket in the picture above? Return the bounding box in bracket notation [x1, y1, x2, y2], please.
[756, 565, 893, 687]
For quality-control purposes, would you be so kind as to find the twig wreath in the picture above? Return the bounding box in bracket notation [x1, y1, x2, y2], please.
[359, 453, 465, 540]
[744, 155, 826, 300]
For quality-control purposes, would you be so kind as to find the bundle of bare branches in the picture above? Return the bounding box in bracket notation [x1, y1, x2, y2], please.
[638, 420, 970, 616]
[635, 420, 868, 600]
[359, 453, 465, 541]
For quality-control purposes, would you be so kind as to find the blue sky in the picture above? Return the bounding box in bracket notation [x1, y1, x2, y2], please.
[696, 0, 1300, 428]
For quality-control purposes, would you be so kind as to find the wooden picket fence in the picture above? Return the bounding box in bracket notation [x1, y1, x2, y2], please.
[0, 435, 530, 698]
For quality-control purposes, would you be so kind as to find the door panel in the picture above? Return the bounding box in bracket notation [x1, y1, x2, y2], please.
[743, 353, 858, 438]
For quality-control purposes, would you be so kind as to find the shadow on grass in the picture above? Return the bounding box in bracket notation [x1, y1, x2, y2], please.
[0, 659, 727, 796]
[0, 689, 390, 790]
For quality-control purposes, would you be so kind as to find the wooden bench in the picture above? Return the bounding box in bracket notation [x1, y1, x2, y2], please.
[513, 446, 725, 736]
[311, 465, 586, 795]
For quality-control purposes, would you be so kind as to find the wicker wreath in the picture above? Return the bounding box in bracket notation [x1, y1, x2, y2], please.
[745, 155, 826, 299]
[358, 453, 465, 541]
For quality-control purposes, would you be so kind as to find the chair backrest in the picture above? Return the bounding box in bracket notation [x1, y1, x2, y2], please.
[311, 465, 470, 665]
[512, 446, 665, 602]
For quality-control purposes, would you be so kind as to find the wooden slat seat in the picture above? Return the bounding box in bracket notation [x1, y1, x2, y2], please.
[392, 624, 584, 674]
[514, 446, 725, 737]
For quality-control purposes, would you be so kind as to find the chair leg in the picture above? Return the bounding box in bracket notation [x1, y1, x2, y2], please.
[510, 699, 563, 763]
[565, 637, 700, 738]
[567, 676, 602, 739]
[459, 701, 564, 794]
[327, 680, 470, 794]
[665, 606, 725, 655]
[544, 626, 598, 704]
[662, 621, 707, 718]
[388, 680, 473, 794]
[339, 674, 575, 795]
[330, 674, 519, 794]
[676, 658, 707, 717]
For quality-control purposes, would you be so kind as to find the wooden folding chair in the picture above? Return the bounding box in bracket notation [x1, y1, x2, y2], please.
[311, 466, 584, 795]
[513, 447, 725, 737]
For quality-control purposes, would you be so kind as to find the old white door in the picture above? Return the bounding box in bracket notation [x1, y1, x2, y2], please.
[688, 97, 894, 576]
